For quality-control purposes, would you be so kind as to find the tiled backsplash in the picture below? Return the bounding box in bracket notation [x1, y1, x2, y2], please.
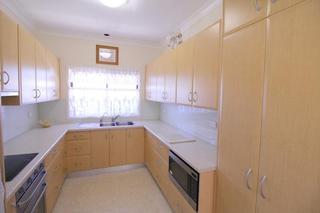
[160, 104, 218, 145]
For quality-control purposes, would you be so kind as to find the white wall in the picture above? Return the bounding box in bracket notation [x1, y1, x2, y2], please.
[160, 0, 222, 145]
[2, 105, 39, 142]
[37, 34, 162, 124]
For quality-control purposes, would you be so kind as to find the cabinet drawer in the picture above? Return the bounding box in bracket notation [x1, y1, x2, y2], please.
[66, 131, 90, 141]
[67, 156, 91, 172]
[66, 140, 91, 156]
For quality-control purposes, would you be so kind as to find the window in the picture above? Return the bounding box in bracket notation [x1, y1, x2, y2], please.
[68, 67, 140, 118]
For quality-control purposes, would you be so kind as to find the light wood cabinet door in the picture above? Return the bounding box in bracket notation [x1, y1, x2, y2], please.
[256, 1, 320, 213]
[46, 50, 60, 101]
[126, 128, 144, 164]
[109, 129, 127, 166]
[224, 0, 267, 34]
[163, 50, 177, 103]
[217, 20, 266, 213]
[193, 22, 221, 109]
[268, 0, 305, 15]
[176, 38, 194, 105]
[91, 130, 109, 169]
[155, 55, 165, 102]
[146, 61, 158, 101]
[35, 41, 47, 102]
[0, 12, 19, 92]
[19, 27, 37, 104]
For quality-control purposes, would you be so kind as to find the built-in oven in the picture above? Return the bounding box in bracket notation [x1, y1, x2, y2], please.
[169, 151, 199, 211]
[14, 163, 47, 213]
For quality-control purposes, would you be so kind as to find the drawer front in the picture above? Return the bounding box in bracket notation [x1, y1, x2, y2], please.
[66, 131, 90, 141]
[67, 156, 91, 172]
[66, 140, 91, 156]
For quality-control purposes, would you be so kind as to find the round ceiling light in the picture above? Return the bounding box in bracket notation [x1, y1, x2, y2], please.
[100, 0, 127, 8]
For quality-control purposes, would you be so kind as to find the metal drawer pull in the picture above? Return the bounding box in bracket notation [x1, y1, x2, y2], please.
[255, 0, 262, 11]
[245, 168, 253, 190]
[3, 71, 10, 85]
[259, 176, 267, 199]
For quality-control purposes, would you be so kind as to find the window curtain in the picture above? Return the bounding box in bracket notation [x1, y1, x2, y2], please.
[68, 66, 140, 118]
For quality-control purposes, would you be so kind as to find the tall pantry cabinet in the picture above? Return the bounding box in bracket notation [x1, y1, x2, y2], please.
[217, 0, 320, 213]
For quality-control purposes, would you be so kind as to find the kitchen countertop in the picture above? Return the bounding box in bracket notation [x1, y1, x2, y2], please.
[3, 120, 217, 199]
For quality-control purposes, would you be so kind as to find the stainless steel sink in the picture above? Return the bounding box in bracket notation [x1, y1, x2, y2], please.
[115, 121, 134, 126]
[79, 121, 134, 128]
[100, 122, 117, 127]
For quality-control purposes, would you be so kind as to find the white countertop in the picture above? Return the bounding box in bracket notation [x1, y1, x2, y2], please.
[3, 120, 217, 199]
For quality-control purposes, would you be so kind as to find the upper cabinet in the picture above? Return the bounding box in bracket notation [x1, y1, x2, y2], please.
[193, 22, 221, 109]
[224, 0, 307, 34]
[46, 49, 60, 101]
[146, 21, 221, 110]
[35, 41, 48, 103]
[0, 12, 19, 93]
[224, 0, 267, 34]
[19, 27, 36, 105]
[147, 51, 177, 103]
[159, 50, 177, 103]
[1, 10, 60, 105]
[176, 38, 194, 105]
[268, 0, 305, 15]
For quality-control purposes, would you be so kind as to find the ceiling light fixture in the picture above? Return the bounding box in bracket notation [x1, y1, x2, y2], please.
[100, 0, 127, 8]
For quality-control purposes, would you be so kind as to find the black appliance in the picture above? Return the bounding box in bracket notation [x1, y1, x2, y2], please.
[4, 153, 38, 182]
[14, 163, 47, 213]
[169, 151, 199, 211]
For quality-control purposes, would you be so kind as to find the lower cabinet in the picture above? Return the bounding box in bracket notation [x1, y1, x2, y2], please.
[65, 131, 92, 172]
[145, 130, 215, 213]
[45, 139, 66, 213]
[91, 130, 109, 169]
[126, 128, 145, 164]
[109, 129, 127, 166]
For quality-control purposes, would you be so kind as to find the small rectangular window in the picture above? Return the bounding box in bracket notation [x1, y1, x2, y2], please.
[68, 67, 140, 118]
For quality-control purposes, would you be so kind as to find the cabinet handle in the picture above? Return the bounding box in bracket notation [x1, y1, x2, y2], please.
[245, 168, 253, 190]
[259, 176, 267, 199]
[37, 89, 41, 98]
[2, 71, 10, 85]
[193, 91, 198, 103]
[164, 92, 168, 100]
[188, 92, 193, 103]
[255, 0, 262, 11]
[33, 89, 38, 99]
[271, 0, 277, 3]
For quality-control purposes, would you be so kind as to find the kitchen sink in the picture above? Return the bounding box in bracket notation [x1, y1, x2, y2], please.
[100, 122, 117, 127]
[79, 121, 134, 128]
[115, 121, 134, 126]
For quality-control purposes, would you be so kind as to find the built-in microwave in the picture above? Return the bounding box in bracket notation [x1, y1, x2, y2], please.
[169, 151, 199, 211]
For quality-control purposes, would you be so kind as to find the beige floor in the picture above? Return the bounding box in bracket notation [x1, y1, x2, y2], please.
[53, 167, 173, 213]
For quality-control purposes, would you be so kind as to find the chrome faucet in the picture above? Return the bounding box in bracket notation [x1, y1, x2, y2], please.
[111, 115, 120, 122]
[99, 112, 108, 126]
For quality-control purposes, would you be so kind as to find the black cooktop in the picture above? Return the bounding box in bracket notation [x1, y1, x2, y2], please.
[4, 153, 38, 182]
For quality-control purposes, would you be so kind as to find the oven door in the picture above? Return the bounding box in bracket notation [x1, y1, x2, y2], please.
[16, 170, 47, 213]
[169, 151, 199, 211]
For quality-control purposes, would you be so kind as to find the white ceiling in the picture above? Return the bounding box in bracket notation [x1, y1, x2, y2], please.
[10, 0, 214, 45]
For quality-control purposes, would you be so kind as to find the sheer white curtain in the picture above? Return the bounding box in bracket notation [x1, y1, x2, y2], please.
[68, 66, 140, 118]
